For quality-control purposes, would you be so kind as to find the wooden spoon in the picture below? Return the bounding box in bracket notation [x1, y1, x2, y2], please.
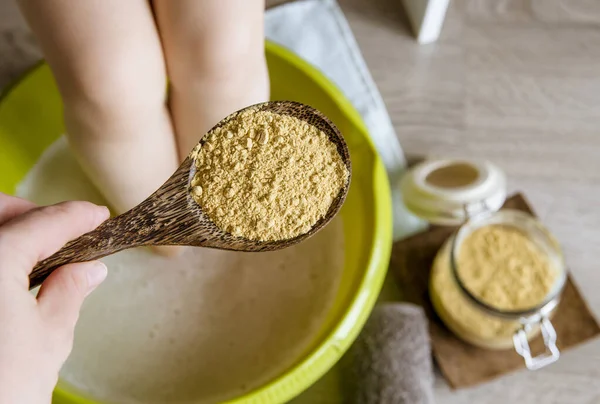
[29, 101, 351, 289]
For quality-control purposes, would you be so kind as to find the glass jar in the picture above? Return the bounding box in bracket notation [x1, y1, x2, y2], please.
[401, 159, 567, 370]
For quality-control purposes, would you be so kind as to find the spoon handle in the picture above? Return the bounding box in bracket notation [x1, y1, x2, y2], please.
[29, 205, 157, 290]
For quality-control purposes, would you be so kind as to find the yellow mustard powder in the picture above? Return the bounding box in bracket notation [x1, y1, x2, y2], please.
[190, 109, 349, 241]
[457, 225, 557, 311]
[431, 224, 558, 347]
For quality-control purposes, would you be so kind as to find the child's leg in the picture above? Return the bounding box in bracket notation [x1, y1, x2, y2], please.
[153, 0, 269, 158]
[18, 0, 179, 215]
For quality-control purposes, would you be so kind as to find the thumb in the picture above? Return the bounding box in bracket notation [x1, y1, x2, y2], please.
[36, 261, 107, 329]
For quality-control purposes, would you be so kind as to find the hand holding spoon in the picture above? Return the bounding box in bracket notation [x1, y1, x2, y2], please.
[29, 101, 351, 289]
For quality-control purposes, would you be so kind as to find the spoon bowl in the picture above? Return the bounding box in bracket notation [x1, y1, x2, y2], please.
[29, 101, 351, 289]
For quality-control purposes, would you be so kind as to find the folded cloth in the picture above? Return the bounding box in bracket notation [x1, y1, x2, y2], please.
[265, 0, 426, 241]
[345, 303, 435, 404]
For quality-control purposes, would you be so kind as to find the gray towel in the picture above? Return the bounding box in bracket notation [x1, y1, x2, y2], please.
[345, 303, 435, 404]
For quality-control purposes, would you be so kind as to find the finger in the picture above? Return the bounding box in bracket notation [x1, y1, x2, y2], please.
[0, 193, 37, 225]
[0, 201, 109, 283]
[37, 261, 107, 331]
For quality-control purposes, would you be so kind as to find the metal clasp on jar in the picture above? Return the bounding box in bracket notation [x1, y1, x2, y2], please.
[514, 317, 560, 370]
[512, 296, 562, 370]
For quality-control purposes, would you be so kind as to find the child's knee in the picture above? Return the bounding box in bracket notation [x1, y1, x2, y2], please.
[61, 51, 168, 118]
[168, 34, 266, 89]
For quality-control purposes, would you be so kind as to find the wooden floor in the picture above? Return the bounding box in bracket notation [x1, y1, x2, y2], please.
[338, 1, 600, 402]
[3, 0, 600, 402]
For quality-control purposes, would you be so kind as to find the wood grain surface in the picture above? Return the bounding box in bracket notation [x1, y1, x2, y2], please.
[332, 1, 600, 402]
[3, 0, 600, 402]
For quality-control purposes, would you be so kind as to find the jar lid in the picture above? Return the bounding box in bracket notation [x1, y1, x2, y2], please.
[400, 159, 507, 225]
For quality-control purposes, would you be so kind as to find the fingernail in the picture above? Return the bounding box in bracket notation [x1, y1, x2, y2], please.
[97, 205, 110, 222]
[86, 261, 108, 292]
